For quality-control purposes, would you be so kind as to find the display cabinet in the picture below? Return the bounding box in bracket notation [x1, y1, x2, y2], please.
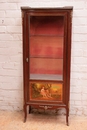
[21, 7, 73, 125]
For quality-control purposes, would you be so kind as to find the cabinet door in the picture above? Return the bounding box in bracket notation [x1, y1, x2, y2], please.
[29, 15, 67, 81]
[27, 13, 68, 104]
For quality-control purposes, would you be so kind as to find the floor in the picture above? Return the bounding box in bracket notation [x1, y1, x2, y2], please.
[0, 110, 87, 130]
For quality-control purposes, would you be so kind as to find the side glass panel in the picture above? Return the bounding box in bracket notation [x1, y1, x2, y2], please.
[29, 16, 64, 81]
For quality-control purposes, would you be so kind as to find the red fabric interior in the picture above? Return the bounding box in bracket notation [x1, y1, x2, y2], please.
[30, 16, 64, 75]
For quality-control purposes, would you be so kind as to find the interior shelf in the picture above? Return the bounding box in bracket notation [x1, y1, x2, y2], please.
[30, 56, 63, 59]
[30, 35, 64, 37]
[30, 74, 63, 81]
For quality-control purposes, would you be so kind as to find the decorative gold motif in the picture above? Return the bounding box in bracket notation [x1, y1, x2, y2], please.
[39, 105, 52, 110]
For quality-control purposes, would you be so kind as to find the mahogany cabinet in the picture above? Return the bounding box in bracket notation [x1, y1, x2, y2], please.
[21, 7, 73, 125]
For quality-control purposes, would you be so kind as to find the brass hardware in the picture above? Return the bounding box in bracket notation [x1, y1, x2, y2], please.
[39, 105, 52, 110]
[26, 58, 28, 62]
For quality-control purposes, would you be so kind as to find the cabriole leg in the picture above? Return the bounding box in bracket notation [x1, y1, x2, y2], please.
[66, 108, 69, 126]
[24, 104, 27, 122]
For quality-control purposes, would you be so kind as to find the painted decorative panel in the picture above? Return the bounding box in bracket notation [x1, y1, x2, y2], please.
[30, 82, 63, 101]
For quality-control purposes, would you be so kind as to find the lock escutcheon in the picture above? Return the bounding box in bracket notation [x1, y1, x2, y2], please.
[26, 58, 28, 62]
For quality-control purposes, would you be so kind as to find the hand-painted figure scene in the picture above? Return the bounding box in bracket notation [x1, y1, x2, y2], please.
[30, 83, 62, 101]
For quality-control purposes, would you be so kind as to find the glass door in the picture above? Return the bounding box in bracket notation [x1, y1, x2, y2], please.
[29, 16, 64, 81]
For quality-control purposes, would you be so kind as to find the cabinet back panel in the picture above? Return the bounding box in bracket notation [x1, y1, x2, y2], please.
[30, 36, 63, 58]
[30, 58, 63, 75]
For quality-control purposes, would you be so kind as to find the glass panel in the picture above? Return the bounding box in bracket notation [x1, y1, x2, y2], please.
[30, 16, 64, 36]
[30, 58, 63, 80]
[30, 36, 63, 58]
[29, 82, 63, 102]
[29, 16, 64, 81]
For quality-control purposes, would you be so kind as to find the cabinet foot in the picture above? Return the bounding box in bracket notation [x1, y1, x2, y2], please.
[66, 121, 69, 126]
[66, 108, 69, 126]
[24, 117, 26, 123]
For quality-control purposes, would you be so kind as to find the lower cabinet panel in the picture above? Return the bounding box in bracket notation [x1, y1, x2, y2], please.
[29, 82, 63, 102]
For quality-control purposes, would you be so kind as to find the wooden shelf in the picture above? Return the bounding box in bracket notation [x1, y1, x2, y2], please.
[30, 56, 63, 59]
